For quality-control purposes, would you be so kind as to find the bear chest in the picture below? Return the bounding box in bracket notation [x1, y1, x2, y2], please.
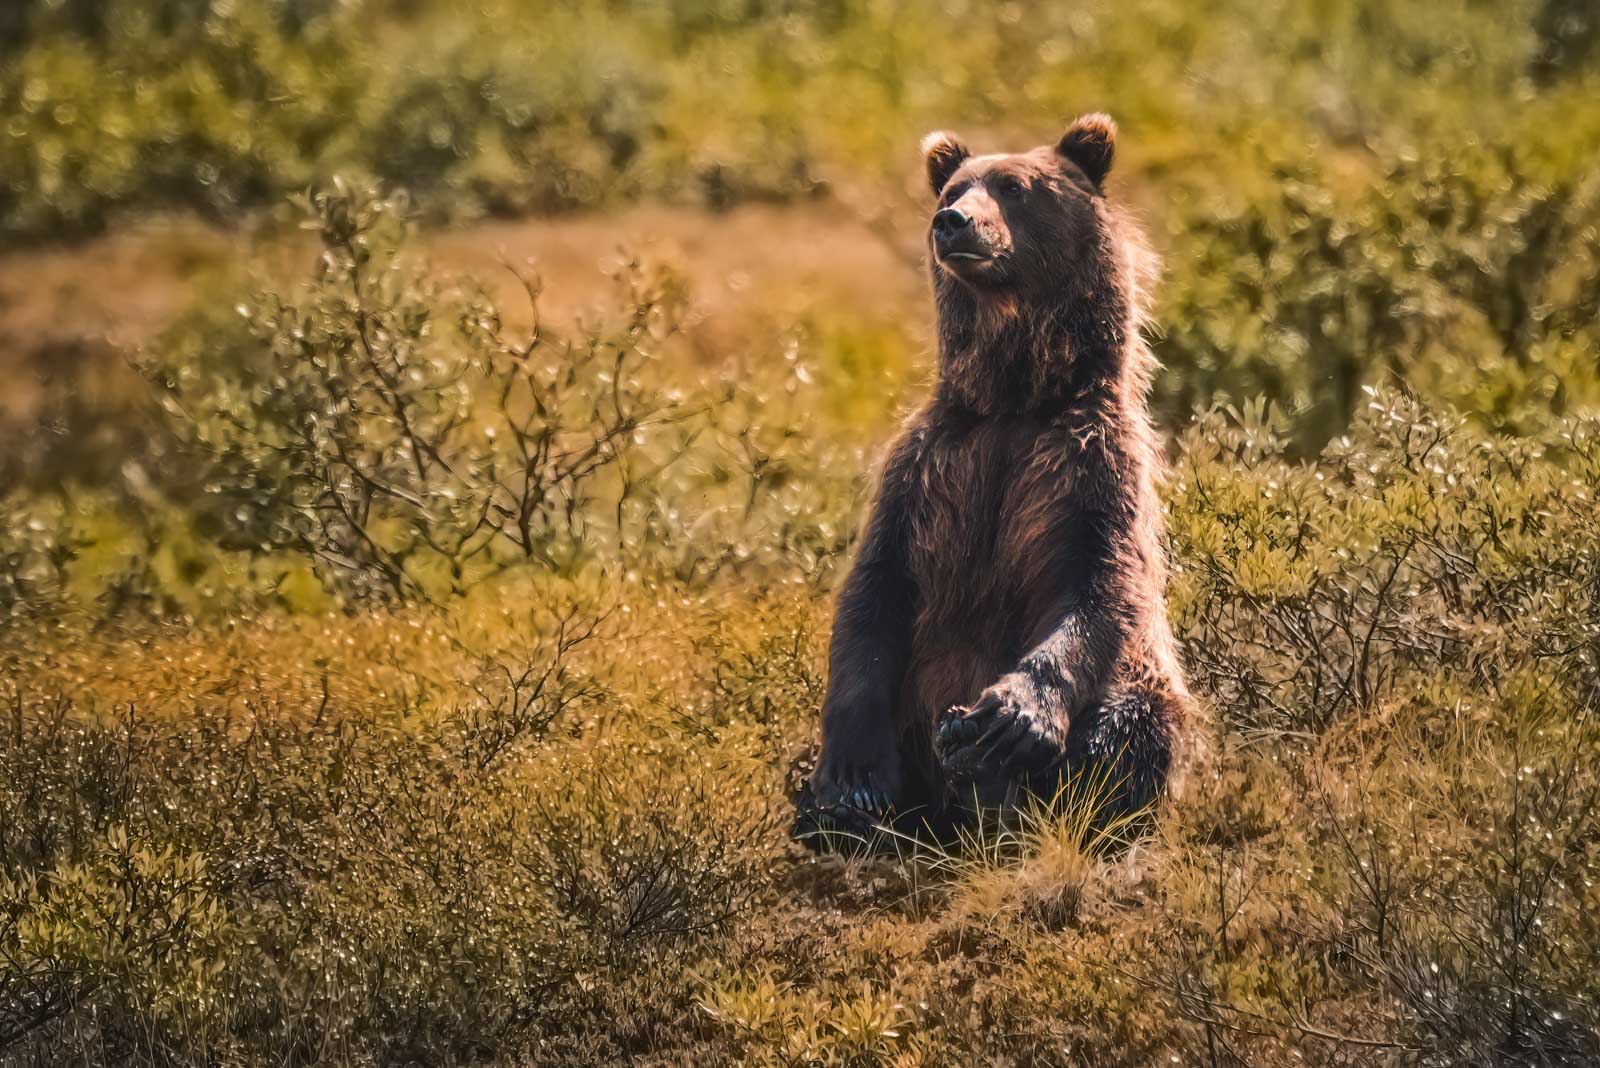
[906, 421, 1075, 634]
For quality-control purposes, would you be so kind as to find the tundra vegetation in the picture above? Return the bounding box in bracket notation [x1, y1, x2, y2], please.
[1, 1, 1599, 1065]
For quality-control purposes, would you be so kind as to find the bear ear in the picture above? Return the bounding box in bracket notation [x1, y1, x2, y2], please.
[921, 131, 970, 196]
[1057, 113, 1116, 189]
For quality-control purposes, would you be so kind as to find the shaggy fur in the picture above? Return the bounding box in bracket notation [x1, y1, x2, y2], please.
[794, 115, 1194, 851]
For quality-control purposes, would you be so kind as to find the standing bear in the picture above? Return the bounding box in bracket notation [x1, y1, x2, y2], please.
[794, 115, 1194, 850]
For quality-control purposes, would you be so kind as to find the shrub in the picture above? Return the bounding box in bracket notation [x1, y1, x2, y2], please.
[4, 0, 1594, 245]
[1169, 390, 1599, 737]
[0, 0, 810, 238]
[1155, 147, 1600, 448]
[127, 181, 857, 609]
[145, 181, 688, 600]
[0, 599, 782, 1064]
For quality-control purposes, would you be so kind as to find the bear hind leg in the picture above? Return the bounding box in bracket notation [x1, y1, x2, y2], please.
[1050, 689, 1175, 834]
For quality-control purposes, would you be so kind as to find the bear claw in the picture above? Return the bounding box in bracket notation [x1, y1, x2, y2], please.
[792, 787, 897, 854]
[937, 709, 984, 752]
[937, 690, 1068, 808]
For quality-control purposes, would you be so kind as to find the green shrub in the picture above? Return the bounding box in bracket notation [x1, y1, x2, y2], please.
[0, 0, 362, 235]
[1168, 391, 1600, 736]
[1155, 146, 1600, 448]
[127, 182, 853, 608]
[146, 181, 678, 600]
[5, 0, 1596, 243]
[0, 0, 819, 238]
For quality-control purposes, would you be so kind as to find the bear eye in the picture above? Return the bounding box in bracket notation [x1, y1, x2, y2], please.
[999, 177, 1025, 199]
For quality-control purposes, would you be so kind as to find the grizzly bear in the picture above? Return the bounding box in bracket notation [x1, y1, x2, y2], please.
[794, 114, 1194, 851]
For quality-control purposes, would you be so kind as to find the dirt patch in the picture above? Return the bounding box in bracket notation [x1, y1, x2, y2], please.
[431, 201, 925, 328]
[0, 202, 928, 421]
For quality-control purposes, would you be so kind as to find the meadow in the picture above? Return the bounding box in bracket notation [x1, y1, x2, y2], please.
[1, 1, 1599, 1065]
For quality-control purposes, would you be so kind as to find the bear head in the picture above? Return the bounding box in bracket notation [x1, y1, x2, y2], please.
[918, 114, 1148, 412]
[920, 113, 1117, 300]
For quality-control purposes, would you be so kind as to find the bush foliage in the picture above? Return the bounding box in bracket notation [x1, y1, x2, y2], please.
[4, 0, 1599, 238]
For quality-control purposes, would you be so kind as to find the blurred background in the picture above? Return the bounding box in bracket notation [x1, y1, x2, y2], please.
[4, 0, 1599, 497]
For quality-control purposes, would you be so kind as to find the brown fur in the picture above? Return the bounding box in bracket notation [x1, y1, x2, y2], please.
[795, 116, 1194, 849]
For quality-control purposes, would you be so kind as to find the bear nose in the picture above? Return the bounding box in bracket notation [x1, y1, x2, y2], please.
[932, 207, 971, 237]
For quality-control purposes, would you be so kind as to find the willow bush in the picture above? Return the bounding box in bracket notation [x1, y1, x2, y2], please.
[146, 181, 695, 601]
[1168, 391, 1600, 737]
[0, 183, 853, 619]
[6, 0, 1598, 242]
[1153, 147, 1600, 448]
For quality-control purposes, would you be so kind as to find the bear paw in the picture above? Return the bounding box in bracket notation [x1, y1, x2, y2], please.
[792, 755, 903, 854]
[937, 673, 1068, 808]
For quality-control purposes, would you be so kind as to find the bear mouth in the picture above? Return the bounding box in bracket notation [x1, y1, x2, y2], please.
[933, 229, 995, 267]
[937, 248, 1004, 281]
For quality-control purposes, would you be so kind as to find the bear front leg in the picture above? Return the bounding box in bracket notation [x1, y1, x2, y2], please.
[794, 435, 921, 852]
[799, 585, 914, 847]
[797, 640, 914, 852]
[806, 699, 905, 822]
[937, 515, 1138, 812]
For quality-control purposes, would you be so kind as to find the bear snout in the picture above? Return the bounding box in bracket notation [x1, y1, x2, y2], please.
[933, 206, 994, 264]
[933, 207, 972, 238]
